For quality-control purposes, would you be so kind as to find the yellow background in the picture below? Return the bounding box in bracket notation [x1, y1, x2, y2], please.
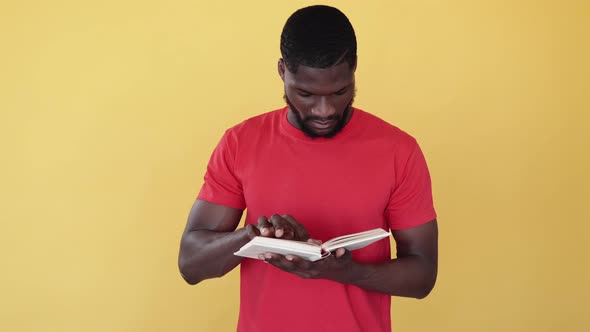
[1, 0, 588, 331]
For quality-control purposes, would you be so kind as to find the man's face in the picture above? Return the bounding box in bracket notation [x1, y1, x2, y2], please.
[279, 60, 356, 138]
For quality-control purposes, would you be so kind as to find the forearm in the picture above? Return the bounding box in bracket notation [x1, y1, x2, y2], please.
[343, 255, 437, 299]
[178, 225, 256, 285]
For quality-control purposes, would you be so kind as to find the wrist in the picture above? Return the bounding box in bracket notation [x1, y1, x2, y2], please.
[339, 261, 374, 285]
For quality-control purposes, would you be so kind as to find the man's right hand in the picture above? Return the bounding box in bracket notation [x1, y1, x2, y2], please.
[256, 214, 310, 241]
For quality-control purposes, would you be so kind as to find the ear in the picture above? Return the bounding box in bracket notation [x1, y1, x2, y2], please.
[278, 58, 286, 81]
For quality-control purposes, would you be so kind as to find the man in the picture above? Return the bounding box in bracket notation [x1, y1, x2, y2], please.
[178, 5, 437, 332]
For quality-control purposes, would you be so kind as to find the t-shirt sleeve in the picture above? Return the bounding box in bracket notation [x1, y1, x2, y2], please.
[197, 129, 246, 210]
[386, 140, 437, 230]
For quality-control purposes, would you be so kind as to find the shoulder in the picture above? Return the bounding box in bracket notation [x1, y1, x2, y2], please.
[226, 107, 285, 137]
[215, 108, 285, 154]
[353, 109, 418, 148]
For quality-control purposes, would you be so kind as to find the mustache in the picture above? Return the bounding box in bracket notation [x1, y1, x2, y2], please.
[283, 94, 355, 121]
[305, 114, 340, 122]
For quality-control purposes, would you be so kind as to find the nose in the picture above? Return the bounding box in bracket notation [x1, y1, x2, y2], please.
[311, 96, 337, 119]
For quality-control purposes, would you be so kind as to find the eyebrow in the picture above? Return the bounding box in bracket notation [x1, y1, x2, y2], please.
[295, 84, 351, 95]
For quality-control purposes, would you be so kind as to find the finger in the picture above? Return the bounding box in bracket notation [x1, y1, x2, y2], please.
[265, 254, 318, 279]
[265, 253, 298, 271]
[334, 248, 347, 258]
[257, 216, 274, 237]
[286, 255, 312, 270]
[244, 224, 260, 240]
[306, 238, 323, 245]
[257, 254, 269, 263]
[281, 215, 310, 241]
[294, 272, 313, 279]
[334, 248, 352, 262]
[286, 256, 317, 279]
[269, 214, 292, 238]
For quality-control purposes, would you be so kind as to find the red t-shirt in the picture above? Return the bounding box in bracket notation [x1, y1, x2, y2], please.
[199, 107, 436, 332]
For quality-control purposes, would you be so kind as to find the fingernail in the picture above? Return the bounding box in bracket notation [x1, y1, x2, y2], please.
[285, 255, 293, 261]
[258, 254, 265, 260]
[261, 228, 268, 235]
[275, 229, 283, 237]
[264, 253, 272, 259]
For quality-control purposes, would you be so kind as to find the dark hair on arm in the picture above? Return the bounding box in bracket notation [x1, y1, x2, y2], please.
[280, 5, 357, 73]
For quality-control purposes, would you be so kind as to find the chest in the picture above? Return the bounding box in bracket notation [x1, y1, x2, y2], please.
[237, 139, 395, 238]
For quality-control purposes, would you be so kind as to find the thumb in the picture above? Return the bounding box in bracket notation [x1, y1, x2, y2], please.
[306, 238, 323, 245]
[334, 248, 348, 258]
[245, 224, 260, 240]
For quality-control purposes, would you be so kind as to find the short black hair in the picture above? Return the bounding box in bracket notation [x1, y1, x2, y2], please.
[280, 5, 357, 73]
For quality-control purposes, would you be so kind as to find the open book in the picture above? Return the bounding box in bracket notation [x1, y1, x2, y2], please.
[234, 228, 390, 262]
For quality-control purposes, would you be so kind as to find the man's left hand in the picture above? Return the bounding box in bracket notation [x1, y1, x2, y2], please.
[260, 248, 361, 283]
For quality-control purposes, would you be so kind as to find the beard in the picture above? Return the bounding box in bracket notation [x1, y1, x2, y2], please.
[283, 94, 355, 139]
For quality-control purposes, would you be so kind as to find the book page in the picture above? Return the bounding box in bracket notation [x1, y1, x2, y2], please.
[323, 229, 389, 247]
[234, 237, 324, 261]
[322, 228, 390, 252]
